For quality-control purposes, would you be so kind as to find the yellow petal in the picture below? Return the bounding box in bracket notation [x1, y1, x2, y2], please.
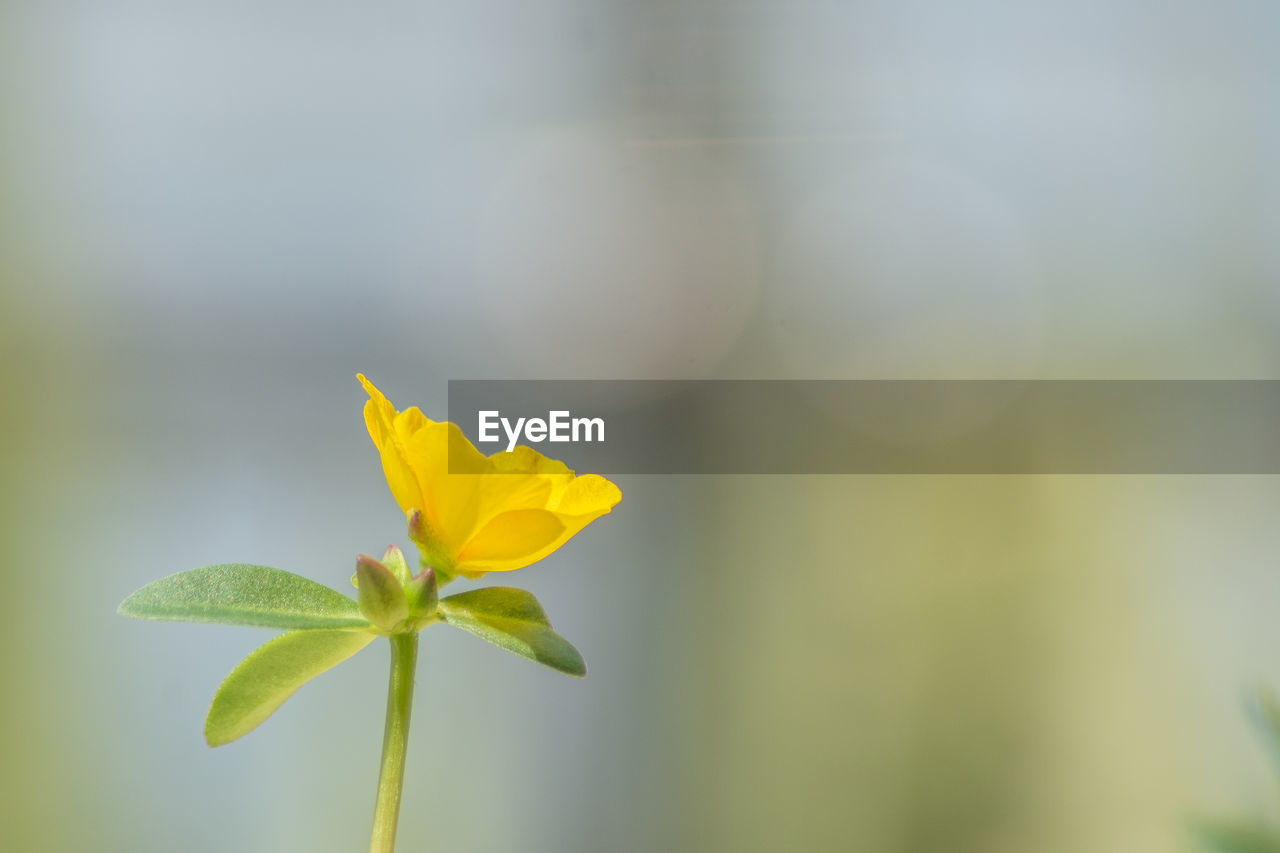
[359, 375, 425, 516]
[358, 374, 622, 576]
[457, 509, 567, 571]
[400, 420, 539, 549]
[398, 420, 468, 542]
[549, 474, 623, 515]
[489, 445, 574, 478]
[466, 479, 622, 572]
[358, 377, 490, 542]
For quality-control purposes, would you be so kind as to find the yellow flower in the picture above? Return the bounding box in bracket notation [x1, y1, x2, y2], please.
[358, 374, 621, 579]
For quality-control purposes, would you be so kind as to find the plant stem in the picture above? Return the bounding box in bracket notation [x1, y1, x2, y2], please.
[369, 633, 419, 853]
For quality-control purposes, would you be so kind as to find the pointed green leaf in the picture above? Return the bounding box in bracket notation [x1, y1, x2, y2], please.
[1194, 819, 1280, 853]
[205, 628, 377, 747]
[119, 564, 371, 630]
[437, 587, 586, 677]
[356, 555, 409, 631]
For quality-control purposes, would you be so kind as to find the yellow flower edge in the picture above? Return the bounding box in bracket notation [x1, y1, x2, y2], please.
[358, 374, 621, 577]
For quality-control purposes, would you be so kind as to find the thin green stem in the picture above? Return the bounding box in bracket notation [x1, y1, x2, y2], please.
[369, 633, 419, 853]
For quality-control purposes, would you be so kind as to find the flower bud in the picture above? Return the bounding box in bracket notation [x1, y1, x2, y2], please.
[355, 554, 409, 632]
[405, 565, 438, 619]
[379, 544, 412, 585]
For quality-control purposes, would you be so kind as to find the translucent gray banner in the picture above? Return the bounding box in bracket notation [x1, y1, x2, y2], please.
[447, 381, 1280, 474]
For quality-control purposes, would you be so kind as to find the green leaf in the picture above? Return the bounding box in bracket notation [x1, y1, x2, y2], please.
[205, 628, 377, 747]
[119, 564, 372, 630]
[437, 587, 586, 677]
[1194, 818, 1280, 853]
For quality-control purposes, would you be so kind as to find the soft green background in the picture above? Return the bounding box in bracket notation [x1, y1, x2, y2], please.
[4, 2, 1280, 851]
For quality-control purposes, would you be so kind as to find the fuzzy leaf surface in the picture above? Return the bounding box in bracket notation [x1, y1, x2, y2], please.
[438, 587, 585, 677]
[119, 564, 371, 630]
[205, 628, 376, 746]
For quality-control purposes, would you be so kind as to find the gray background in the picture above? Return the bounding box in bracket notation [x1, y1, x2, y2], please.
[3, 2, 1280, 851]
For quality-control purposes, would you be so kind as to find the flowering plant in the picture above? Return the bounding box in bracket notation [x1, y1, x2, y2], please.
[120, 376, 620, 853]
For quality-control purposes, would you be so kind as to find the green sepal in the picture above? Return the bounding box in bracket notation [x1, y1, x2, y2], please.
[351, 544, 412, 589]
[205, 628, 377, 747]
[437, 587, 586, 677]
[422, 559, 460, 588]
[405, 566, 438, 619]
[119, 564, 372, 630]
[379, 545, 412, 585]
[356, 555, 409, 631]
[407, 509, 479, 584]
[1193, 818, 1280, 853]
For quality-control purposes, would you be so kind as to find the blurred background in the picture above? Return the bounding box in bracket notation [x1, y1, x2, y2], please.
[3, 2, 1280, 851]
